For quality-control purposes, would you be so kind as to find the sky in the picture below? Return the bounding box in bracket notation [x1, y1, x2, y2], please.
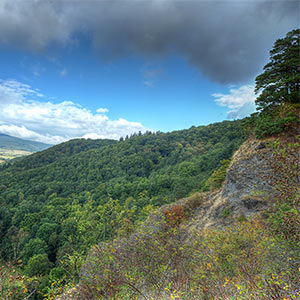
[0, 0, 298, 144]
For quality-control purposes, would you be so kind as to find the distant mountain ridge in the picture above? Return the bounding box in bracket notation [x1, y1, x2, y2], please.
[0, 133, 52, 152]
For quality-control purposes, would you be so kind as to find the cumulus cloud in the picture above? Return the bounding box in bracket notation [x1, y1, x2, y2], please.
[0, 79, 41, 104]
[96, 108, 109, 114]
[0, 124, 64, 145]
[0, 0, 298, 84]
[0, 79, 148, 144]
[212, 85, 257, 119]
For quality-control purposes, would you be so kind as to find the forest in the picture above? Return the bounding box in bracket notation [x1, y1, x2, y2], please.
[0, 119, 247, 298]
[0, 29, 299, 300]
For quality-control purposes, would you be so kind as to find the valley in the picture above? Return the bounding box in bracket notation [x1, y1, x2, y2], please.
[0, 148, 32, 164]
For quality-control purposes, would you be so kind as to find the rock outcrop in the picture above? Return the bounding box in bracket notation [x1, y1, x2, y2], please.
[221, 138, 274, 212]
[189, 137, 276, 229]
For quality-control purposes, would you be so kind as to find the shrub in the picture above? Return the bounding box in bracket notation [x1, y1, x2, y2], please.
[185, 192, 203, 211]
[163, 204, 186, 226]
[0, 262, 39, 300]
[79, 214, 191, 299]
[254, 113, 285, 138]
[205, 159, 231, 190]
[77, 213, 300, 300]
[254, 103, 300, 139]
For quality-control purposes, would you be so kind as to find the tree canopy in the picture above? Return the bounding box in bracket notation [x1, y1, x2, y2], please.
[0, 119, 247, 294]
[255, 29, 299, 112]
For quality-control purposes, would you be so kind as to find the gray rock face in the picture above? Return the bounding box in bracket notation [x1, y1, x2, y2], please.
[221, 139, 275, 214]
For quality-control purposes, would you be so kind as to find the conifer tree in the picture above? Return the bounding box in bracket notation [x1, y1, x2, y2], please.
[255, 29, 300, 112]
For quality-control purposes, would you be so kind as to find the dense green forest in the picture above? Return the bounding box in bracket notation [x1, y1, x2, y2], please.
[0, 119, 247, 298]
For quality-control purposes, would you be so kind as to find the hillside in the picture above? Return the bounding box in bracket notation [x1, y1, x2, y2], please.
[0, 133, 51, 152]
[0, 119, 247, 299]
[0, 133, 51, 163]
[1, 26, 298, 300]
[74, 134, 300, 300]
[1, 118, 299, 299]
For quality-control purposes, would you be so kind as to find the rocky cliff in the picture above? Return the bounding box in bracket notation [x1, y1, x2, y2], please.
[187, 137, 275, 230]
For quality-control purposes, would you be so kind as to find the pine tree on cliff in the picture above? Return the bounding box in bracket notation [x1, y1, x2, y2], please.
[255, 29, 300, 112]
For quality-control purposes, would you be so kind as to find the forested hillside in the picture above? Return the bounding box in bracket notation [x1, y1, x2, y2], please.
[0, 133, 51, 152]
[0, 119, 247, 298]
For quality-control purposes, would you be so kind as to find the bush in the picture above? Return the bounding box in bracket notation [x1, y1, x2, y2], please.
[185, 192, 203, 211]
[205, 159, 231, 190]
[49, 267, 66, 281]
[254, 113, 285, 138]
[79, 214, 191, 299]
[254, 103, 300, 139]
[163, 204, 186, 226]
[77, 210, 300, 300]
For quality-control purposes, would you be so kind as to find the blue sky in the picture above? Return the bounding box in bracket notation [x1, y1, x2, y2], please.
[0, 0, 298, 144]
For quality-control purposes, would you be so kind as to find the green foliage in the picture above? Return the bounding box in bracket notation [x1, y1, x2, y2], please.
[259, 139, 300, 245]
[252, 29, 300, 138]
[264, 139, 300, 212]
[254, 112, 285, 138]
[267, 204, 300, 245]
[246, 102, 300, 138]
[74, 136, 300, 300]
[0, 120, 248, 297]
[49, 267, 65, 281]
[0, 119, 246, 269]
[22, 238, 48, 265]
[253, 103, 300, 138]
[24, 254, 53, 277]
[78, 216, 300, 300]
[0, 261, 40, 300]
[204, 159, 231, 190]
[36, 223, 58, 244]
[255, 29, 300, 112]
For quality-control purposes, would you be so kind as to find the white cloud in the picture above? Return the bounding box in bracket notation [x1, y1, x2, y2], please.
[96, 108, 109, 114]
[0, 79, 149, 144]
[212, 84, 257, 119]
[0, 79, 40, 104]
[0, 124, 64, 145]
[82, 133, 107, 140]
